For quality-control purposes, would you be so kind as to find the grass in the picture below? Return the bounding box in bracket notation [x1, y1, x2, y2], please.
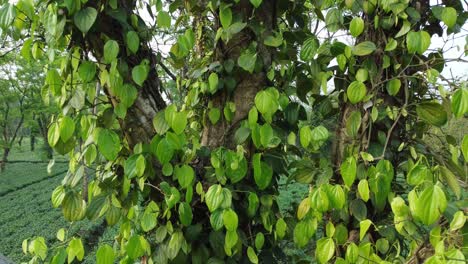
[0, 140, 114, 263]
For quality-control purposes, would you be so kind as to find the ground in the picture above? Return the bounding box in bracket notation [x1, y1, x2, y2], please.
[0, 140, 117, 263]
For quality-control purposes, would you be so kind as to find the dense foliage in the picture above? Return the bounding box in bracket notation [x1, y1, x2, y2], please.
[1, 0, 467, 263]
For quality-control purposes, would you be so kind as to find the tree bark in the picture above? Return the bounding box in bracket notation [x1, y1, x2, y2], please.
[1, 147, 10, 172]
[30, 134, 35, 151]
[74, 1, 166, 146]
[201, 0, 275, 149]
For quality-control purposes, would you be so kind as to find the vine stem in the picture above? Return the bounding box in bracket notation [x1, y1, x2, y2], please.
[376, 75, 409, 160]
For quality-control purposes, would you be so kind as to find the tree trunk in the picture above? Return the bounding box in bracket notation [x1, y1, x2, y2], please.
[30, 134, 35, 151]
[201, 0, 274, 149]
[76, 1, 166, 146]
[1, 147, 10, 172]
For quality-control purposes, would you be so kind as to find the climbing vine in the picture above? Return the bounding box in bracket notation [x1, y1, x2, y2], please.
[1, 0, 467, 263]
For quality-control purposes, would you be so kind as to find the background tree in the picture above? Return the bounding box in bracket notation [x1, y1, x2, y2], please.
[0, 0, 467, 263]
[0, 45, 55, 170]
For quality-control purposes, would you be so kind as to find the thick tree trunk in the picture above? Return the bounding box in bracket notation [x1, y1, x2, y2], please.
[201, 0, 275, 149]
[77, 1, 166, 146]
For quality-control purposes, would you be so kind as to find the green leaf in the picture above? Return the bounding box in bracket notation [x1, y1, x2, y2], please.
[325, 8, 342, 32]
[462, 135, 468, 162]
[32, 237, 48, 260]
[208, 72, 219, 93]
[74, 7, 97, 33]
[96, 129, 121, 161]
[276, 218, 287, 239]
[346, 243, 359, 263]
[172, 111, 188, 135]
[416, 102, 448, 126]
[294, 218, 317, 247]
[247, 192, 259, 217]
[205, 185, 224, 212]
[349, 17, 364, 37]
[59, 116, 75, 142]
[386, 79, 401, 96]
[440, 7, 457, 28]
[140, 209, 157, 232]
[416, 185, 447, 225]
[452, 88, 468, 118]
[51, 186, 65, 208]
[208, 108, 221, 124]
[78, 61, 96, 82]
[157, 11, 171, 28]
[225, 22, 247, 36]
[223, 209, 238, 231]
[132, 64, 148, 86]
[153, 111, 170, 135]
[104, 40, 119, 63]
[353, 41, 376, 56]
[359, 219, 372, 241]
[385, 38, 397, 51]
[56, 229, 66, 242]
[355, 68, 368, 82]
[311, 126, 329, 143]
[450, 211, 466, 231]
[316, 238, 335, 264]
[358, 179, 370, 202]
[96, 245, 115, 264]
[162, 163, 173, 176]
[247, 246, 258, 263]
[220, 5, 232, 28]
[300, 36, 319, 61]
[125, 154, 146, 178]
[178, 202, 193, 226]
[395, 20, 411, 38]
[255, 89, 279, 117]
[346, 111, 361, 138]
[126, 235, 145, 260]
[264, 32, 283, 47]
[234, 127, 251, 145]
[126, 31, 140, 53]
[439, 166, 461, 199]
[407, 163, 429, 186]
[341, 156, 357, 187]
[156, 138, 174, 164]
[225, 230, 238, 252]
[238, 50, 257, 73]
[253, 153, 273, 190]
[85, 194, 107, 220]
[259, 123, 274, 147]
[175, 164, 194, 188]
[255, 233, 265, 250]
[167, 232, 183, 260]
[248, 107, 258, 126]
[407, 31, 431, 54]
[347, 81, 366, 104]
[0, 4, 16, 29]
[48, 123, 60, 147]
[67, 238, 84, 262]
[250, 0, 262, 8]
[62, 191, 84, 221]
[210, 209, 224, 231]
[46, 69, 62, 96]
[327, 185, 345, 209]
[84, 145, 97, 165]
